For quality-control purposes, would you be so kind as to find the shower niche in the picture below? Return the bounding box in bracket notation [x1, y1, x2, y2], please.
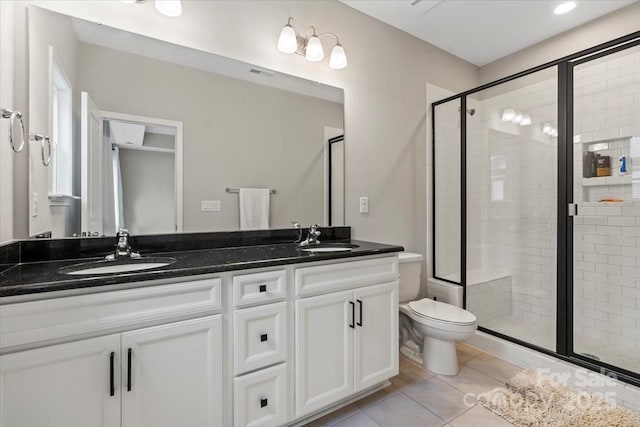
[576, 136, 638, 203]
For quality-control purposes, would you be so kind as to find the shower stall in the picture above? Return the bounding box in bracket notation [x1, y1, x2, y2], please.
[432, 31, 640, 386]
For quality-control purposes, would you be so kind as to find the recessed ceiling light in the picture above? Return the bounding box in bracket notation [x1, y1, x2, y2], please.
[554, 1, 577, 15]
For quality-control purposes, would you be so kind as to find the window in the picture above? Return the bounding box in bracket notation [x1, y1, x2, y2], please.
[49, 47, 73, 196]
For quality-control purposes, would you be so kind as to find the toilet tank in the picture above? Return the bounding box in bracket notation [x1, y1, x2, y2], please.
[398, 252, 424, 303]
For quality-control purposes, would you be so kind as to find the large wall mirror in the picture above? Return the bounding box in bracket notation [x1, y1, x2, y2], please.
[27, 6, 345, 238]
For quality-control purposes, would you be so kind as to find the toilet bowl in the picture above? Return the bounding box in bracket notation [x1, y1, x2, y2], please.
[398, 252, 477, 376]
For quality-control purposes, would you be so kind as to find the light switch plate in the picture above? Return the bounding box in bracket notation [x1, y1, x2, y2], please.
[201, 200, 221, 212]
[359, 197, 369, 214]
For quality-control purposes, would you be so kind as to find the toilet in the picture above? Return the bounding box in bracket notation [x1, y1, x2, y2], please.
[398, 252, 477, 376]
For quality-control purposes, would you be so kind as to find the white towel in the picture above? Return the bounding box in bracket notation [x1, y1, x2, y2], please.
[239, 188, 270, 230]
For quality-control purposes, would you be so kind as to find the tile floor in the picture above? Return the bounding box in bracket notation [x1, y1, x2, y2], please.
[305, 342, 525, 427]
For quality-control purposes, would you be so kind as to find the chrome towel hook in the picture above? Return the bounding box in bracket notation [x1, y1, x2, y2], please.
[1, 108, 26, 153]
[30, 133, 52, 166]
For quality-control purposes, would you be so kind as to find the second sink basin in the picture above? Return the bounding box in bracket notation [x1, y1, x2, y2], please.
[59, 257, 176, 275]
[300, 243, 359, 253]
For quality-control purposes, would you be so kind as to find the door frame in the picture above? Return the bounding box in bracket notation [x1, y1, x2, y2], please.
[100, 110, 184, 233]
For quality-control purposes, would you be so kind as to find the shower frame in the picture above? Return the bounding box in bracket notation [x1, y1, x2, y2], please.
[431, 30, 640, 388]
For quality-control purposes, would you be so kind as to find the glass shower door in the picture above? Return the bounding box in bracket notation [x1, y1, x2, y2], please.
[572, 43, 640, 374]
[465, 68, 558, 351]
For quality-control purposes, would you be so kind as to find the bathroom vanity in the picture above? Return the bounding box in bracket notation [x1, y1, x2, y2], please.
[0, 229, 402, 427]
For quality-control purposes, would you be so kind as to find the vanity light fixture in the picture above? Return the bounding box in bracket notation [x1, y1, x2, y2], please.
[554, 1, 577, 15]
[520, 114, 532, 126]
[501, 107, 516, 122]
[511, 111, 524, 124]
[155, 0, 182, 17]
[121, 0, 182, 17]
[277, 17, 347, 70]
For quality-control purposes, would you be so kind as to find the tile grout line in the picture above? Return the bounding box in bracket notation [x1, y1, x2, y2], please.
[398, 389, 450, 425]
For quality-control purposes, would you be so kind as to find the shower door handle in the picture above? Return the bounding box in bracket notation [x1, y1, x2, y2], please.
[568, 203, 578, 217]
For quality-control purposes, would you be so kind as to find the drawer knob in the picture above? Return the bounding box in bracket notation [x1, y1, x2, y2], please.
[260, 398, 268, 408]
[259, 284, 267, 293]
[260, 333, 268, 342]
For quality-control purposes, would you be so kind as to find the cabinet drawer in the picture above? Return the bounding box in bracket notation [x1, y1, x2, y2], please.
[234, 363, 288, 427]
[295, 256, 399, 296]
[0, 278, 221, 351]
[234, 302, 287, 375]
[233, 270, 286, 307]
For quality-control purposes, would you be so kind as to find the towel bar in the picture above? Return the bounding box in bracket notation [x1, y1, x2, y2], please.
[225, 187, 277, 194]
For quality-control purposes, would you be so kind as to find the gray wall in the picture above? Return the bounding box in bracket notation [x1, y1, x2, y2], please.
[77, 42, 343, 231]
[119, 133, 176, 235]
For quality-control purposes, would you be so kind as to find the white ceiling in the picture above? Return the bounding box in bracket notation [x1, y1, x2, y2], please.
[340, 0, 637, 66]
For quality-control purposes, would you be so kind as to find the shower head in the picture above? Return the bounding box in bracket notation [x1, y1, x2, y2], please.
[458, 107, 476, 116]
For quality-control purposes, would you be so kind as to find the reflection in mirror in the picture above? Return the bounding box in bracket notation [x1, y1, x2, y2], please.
[27, 6, 345, 238]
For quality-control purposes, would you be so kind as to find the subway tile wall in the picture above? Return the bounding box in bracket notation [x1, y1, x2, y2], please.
[431, 45, 640, 370]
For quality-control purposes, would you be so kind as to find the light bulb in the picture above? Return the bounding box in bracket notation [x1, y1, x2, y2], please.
[511, 111, 524, 124]
[543, 123, 552, 134]
[520, 114, 532, 126]
[554, 1, 577, 15]
[329, 43, 347, 69]
[305, 35, 324, 62]
[278, 24, 298, 54]
[501, 108, 516, 122]
[155, 0, 182, 17]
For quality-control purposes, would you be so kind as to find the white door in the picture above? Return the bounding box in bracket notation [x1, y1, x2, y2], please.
[0, 335, 121, 427]
[121, 316, 223, 427]
[295, 290, 354, 417]
[354, 282, 399, 391]
[81, 91, 106, 235]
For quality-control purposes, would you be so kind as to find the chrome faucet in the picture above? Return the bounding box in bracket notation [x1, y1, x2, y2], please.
[299, 224, 321, 246]
[292, 221, 303, 243]
[105, 229, 141, 261]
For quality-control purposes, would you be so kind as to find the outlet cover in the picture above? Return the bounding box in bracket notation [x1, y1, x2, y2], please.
[32, 193, 38, 217]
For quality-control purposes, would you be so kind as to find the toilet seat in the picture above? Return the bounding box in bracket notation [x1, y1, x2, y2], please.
[408, 298, 476, 326]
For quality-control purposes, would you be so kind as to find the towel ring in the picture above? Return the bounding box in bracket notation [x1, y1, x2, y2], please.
[1, 108, 26, 153]
[30, 133, 52, 166]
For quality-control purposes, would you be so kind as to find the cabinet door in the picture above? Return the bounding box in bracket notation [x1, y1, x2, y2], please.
[121, 316, 222, 427]
[0, 335, 121, 427]
[295, 290, 353, 417]
[354, 281, 399, 391]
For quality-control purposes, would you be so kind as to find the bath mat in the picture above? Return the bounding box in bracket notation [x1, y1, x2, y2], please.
[478, 368, 640, 427]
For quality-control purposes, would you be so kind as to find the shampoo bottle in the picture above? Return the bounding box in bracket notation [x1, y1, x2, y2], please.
[619, 155, 627, 176]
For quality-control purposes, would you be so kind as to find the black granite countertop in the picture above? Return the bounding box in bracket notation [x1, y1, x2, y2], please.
[0, 239, 403, 299]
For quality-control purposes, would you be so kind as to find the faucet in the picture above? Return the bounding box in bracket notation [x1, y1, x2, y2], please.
[299, 224, 321, 246]
[292, 221, 303, 243]
[105, 229, 141, 261]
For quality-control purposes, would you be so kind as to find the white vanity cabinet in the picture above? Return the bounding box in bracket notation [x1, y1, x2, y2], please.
[0, 278, 223, 427]
[231, 269, 289, 427]
[293, 257, 399, 418]
[0, 334, 122, 427]
[0, 253, 401, 427]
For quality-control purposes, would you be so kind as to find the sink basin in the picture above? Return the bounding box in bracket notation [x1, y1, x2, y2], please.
[59, 257, 176, 275]
[300, 243, 359, 253]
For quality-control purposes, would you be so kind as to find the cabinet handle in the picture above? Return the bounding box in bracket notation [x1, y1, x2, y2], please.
[127, 348, 132, 392]
[259, 284, 267, 292]
[357, 299, 363, 327]
[260, 398, 268, 408]
[109, 352, 115, 397]
[349, 301, 355, 329]
[260, 333, 268, 342]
